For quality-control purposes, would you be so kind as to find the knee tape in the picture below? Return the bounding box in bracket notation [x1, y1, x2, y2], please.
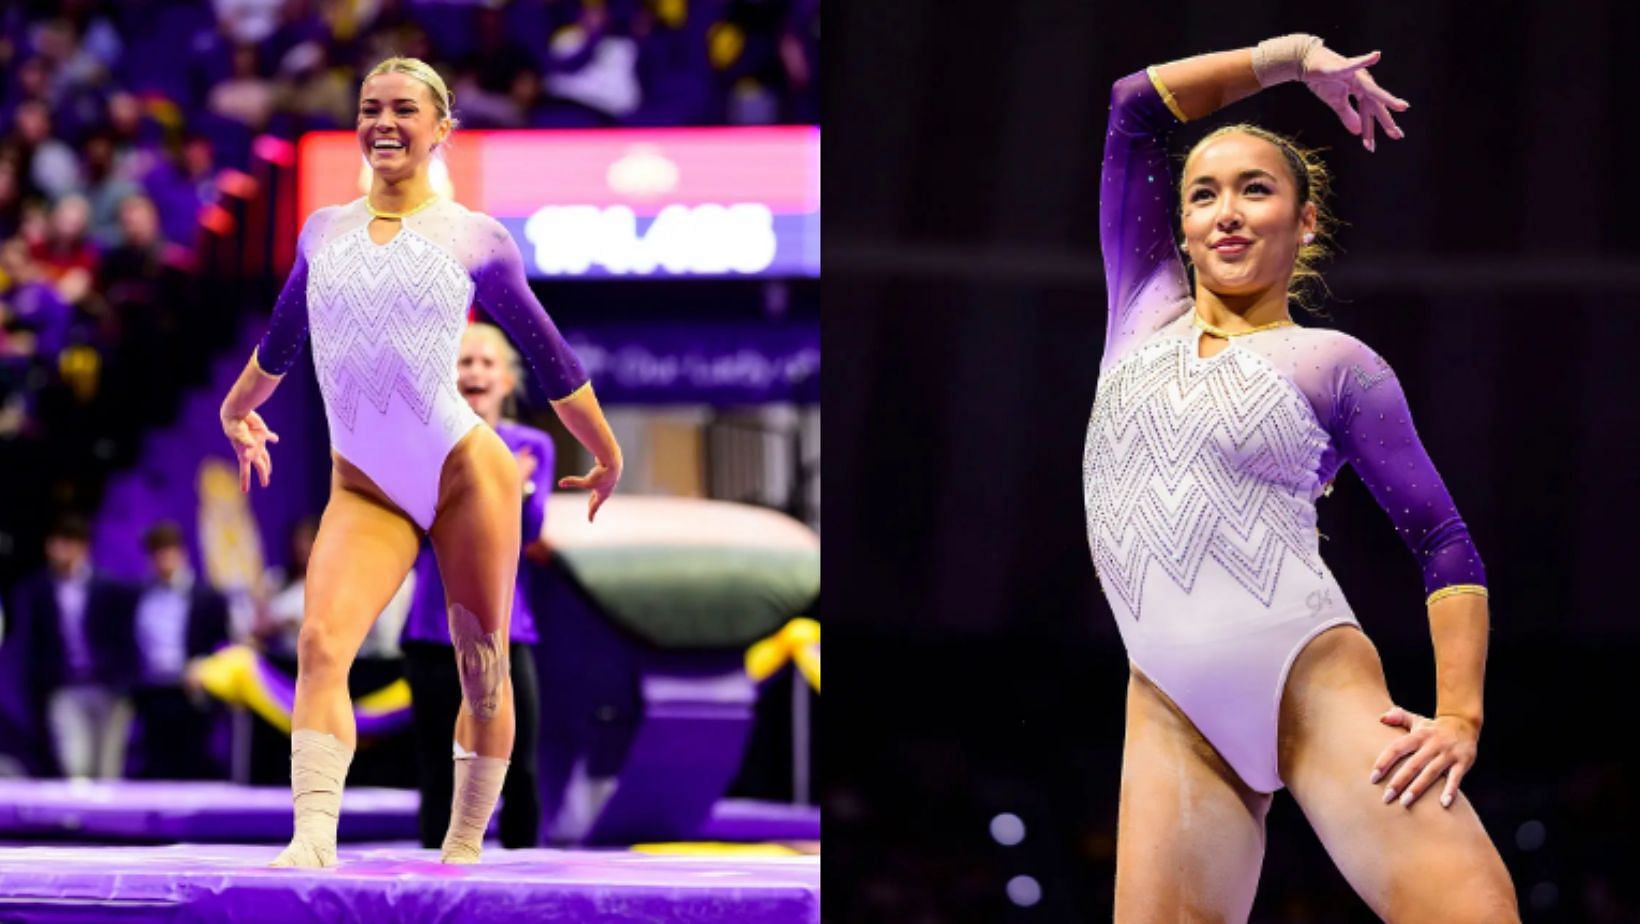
[448, 603, 508, 721]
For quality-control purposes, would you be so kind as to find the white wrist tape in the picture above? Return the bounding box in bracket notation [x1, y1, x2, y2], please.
[1252, 33, 1323, 87]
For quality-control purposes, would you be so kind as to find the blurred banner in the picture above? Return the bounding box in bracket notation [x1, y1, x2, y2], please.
[298, 127, 820, 279]
[565, 323, 818, 405]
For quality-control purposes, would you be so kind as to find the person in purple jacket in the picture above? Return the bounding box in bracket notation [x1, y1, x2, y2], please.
[401, 322, 553, 849]
[217, 57, 623, 867]
[1083, 36, 1517, 919]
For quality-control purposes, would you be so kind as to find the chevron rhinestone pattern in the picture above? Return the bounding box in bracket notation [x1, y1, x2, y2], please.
[1084, 338, 1329, 620]
[307, 227, 475, 433]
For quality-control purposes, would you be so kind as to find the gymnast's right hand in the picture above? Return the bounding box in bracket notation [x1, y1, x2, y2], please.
[223, 411, 279, 492]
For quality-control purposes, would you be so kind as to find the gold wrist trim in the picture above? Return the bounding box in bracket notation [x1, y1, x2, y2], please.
[1426, 584, 1488, 607]
[1145, 66, 1188, 123]
[250, 346, 284, 380]
[548, 379, 593, 406]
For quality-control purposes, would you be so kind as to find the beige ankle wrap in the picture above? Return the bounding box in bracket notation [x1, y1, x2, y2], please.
[440, 753, 509, 864]
[270, 729, 354, 868]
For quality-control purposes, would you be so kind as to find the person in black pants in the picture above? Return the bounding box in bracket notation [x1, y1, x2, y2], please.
[130, 521, 229, 779]
[399, 323, 557, 848]
[402, 640, 541, 847]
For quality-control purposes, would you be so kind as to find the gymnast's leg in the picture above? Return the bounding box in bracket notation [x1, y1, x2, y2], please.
[428, 425, 522, 863]
[1278, 626, 1519, 922]
[1113, 666, 1271, 923]
[271, 456, 420, 868]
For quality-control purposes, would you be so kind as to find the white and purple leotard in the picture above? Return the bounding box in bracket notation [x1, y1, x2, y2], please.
[256, 197, 587, 530]
[1083, 68, 1487, 793]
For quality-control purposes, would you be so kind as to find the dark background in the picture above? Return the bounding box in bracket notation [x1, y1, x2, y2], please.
[825, 2, 1640, 921]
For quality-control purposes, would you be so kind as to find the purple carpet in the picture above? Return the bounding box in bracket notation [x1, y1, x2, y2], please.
[0, 843, 820, 923]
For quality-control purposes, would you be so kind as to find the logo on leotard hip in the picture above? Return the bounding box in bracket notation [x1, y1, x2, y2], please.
[1306, 589, 1334, 614]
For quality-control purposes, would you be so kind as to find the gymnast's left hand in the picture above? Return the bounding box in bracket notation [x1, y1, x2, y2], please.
[1369, 705, 1479, 810]
[558, 458, 620, 522]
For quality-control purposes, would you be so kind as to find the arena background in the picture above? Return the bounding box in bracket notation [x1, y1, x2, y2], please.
[825, 2, 1640, 921]
[0, 0, 819, 880]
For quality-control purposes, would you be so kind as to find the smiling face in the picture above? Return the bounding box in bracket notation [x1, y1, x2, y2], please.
[457, 327, 517, 422]
[357, 71, 449, 183]
[1180, 132, 1316, 300]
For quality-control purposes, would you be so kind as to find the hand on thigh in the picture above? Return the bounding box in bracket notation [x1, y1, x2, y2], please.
[1279, 629, 1518, 923]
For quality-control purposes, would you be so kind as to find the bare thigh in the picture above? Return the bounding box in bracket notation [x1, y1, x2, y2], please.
[302, 455, 421, 673]
[1277, 626, 1519, 923]
[1115, 666, 1271, 924]
[428, 425, 521, 636]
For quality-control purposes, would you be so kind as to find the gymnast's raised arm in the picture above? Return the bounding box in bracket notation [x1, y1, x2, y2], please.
[1099, 37, 1407, 369]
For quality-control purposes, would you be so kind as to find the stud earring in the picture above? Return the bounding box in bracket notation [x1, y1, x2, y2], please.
[1302, 232, 1315, 244]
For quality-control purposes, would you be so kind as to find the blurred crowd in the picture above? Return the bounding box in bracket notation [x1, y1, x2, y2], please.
[0, 510, 404, 780]
[0, 0, 818, 584]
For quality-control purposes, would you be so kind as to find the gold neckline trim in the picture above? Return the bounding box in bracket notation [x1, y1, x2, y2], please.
[366, 195, 439, 221]
[1191, 311, 1296, 339]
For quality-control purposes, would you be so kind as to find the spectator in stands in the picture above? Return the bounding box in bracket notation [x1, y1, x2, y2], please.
[401, 322, 556, 850]
[208, 43, 276, 133]
[130, 520, 229, 779]
[103, 91, 162, 187]
[0, 156, 21, 240]
[541, 2, 641, 125]
[0, 236, 73, 361]
[6, 99, 81, 201]
[252, 515, 320, 659]
[144, 132, 218, 248]
[81, 131, 140, 248]
[273, 41, 354, 132]
[6, 514, 138, 779]
[32, 193, 98, 281]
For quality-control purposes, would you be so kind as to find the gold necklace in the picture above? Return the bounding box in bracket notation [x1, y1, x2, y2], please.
[1192, 311, 1296, 338]
[366, 194, 439, 221]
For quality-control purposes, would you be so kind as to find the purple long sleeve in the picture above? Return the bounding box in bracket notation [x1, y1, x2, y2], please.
[1099, 69, 1193, 370]
[1322, 346, 1487, 599]
[255, 249, 310, 374]
[470, 215, 589, 401]
[256, 207, 334, 375]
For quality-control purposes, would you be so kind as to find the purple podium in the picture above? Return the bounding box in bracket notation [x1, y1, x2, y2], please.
[535, 496, 820, 847]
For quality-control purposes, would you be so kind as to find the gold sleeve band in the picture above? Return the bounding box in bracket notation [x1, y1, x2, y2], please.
[1145, 66, 1188, 123]
[548, 379, 593, 407]
[250, 346, 284, 380]
[1426, 584, 1489, 607]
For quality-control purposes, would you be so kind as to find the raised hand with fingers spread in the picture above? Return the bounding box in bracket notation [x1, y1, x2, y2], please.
[1252, 34, 1411, 151]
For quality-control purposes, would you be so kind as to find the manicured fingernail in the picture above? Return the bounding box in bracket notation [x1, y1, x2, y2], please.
[1369, 769, 1382, 784]
[1441, 794, 1452, 808]
[1400, 791, 1414, 808]
[1383, 787, 1396, 803]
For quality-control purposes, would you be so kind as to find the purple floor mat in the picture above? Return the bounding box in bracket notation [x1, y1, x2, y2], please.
[0, 780, 820, 845]
[0, 780, 417, 842]
[0, 843, 820, 923]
